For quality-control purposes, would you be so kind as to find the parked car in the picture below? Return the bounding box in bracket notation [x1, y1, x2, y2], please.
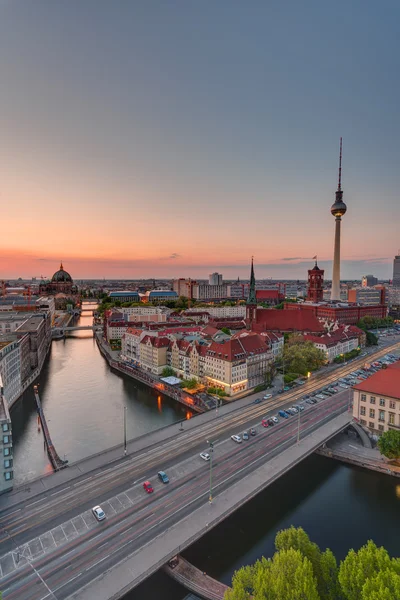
[278, 410, 289, 419]
[231, 434, 242, 443]
[271, 416, 279, 424]
[306, 398, 314, 405]
[289, 406, 299, 413]
[278, 388, 284, 394]
[254, 397, 262, 404]
[263, 394, 272, 399]
[262, 418, 269, 427]
[143, 481, 154, 493]
[243, 431, 250, 440]
[316, 394, 326, 399]
[295, 404, 305, 412]
[250, 428, 256, 436]
[92, 505, 106, 521]
[158, 471, 169, 484]
[338, 383, 349, 389]
[200, 452, 210, 461]
[267, 418, 276, 426]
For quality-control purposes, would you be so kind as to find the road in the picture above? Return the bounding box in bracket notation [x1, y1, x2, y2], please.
[0, 341, 398, 599]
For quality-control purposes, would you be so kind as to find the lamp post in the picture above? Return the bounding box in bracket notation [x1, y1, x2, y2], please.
[297, 404, 301, 444]
[207, 440, 214, 503]
[123, 405, 127, 456]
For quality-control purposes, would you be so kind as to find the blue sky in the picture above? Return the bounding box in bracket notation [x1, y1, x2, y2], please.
[0, 1, 399, 279]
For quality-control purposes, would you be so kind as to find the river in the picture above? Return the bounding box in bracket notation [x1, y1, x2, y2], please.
[10, 304, 400, 599]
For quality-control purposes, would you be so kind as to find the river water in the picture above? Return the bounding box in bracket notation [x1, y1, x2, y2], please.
[10, 304, 400, 599]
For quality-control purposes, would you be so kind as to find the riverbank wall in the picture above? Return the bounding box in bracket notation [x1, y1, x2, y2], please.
[316, 431, 400, 478]
[95, 334, 206, 414]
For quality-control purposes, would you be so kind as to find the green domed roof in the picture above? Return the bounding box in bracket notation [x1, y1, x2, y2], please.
[51, 263, 73, 283]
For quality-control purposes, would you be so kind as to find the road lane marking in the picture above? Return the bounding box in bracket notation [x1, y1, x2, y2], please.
[51, 488, 69, 497]
[26, 498, 46, 508]
[4, 509, 21, 517]
[74, 476, 92, 486]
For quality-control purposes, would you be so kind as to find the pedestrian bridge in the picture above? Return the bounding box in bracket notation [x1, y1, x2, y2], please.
[52, 325, 102, 336]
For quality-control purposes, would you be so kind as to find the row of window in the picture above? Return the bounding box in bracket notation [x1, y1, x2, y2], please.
[360, 409, 397, 425]
[360, 394, 396, 409]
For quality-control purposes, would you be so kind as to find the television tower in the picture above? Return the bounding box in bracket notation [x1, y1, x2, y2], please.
[330, 138, 347, 300]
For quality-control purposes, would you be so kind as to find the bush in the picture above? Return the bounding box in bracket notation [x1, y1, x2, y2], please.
[161, 367, 176, 377]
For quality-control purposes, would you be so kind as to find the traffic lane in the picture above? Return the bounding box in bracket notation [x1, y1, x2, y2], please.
[0, 346, 383, 542]
[2, 396, 348, 599]
[0, 384, 351, 550]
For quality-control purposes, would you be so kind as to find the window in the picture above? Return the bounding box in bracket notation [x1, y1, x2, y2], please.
[379, 398, 385, 407]
[360, 406, 366, 416]
[378, 424, 384, 431]
[3, 448, 10, 457]
[361, 394, 366, 402]
[369, 421, 375, 429]
[379, 411, 385, 422]
[360, 419, 367, 426]
[4, 459, 12, 468]
[4, 471, 13, 481]
[3, 436, 10, 444]
[1, 423, 8, 432]
[369, 409, 375, 418]
[389, 400, 396, 409]
[370, 396, 376, 404]
[389, 413, 395, 425]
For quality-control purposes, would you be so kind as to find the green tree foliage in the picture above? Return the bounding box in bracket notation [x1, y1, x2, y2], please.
[221, 327, 232, 335]
[366, 331, 378, 346]
[377, 429, 400, 460]
[161, 367, 176, 377]
[180, 377, 198, 389]
[357, 316, 393, 331]
[225, 529, 400, 600]
[225, 550, 319, 600]
[264, 362, 277, 386]
[339, 541, 394, 600]
[283, 341, 326, 377]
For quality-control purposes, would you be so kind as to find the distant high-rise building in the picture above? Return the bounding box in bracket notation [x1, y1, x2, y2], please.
[307, 260, 324, 303]
[393, 254, 400, 287]
[330, 138, 347, 300]
[362, 275, 378, 287]
[209, 272, 223, 286]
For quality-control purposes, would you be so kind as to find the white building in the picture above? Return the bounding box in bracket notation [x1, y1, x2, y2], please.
[258, 331, 284, 360]
[192, 284, 228, 301]
[303, 329, 359, 363]
[0, 313, 30, 335]
[116, 306, 168, 322]
[209, 273, 223, 286]
[0, 339, 22, 406]
[186, 306, 246, 318]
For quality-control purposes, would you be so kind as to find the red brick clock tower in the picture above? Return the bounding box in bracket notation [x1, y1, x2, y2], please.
[307, 259, 324, 303]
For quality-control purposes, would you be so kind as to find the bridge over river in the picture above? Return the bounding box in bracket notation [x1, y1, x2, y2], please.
[0, 342, 397, 600]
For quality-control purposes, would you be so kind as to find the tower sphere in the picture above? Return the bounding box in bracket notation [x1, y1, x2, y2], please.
[331, 199, 347, 217]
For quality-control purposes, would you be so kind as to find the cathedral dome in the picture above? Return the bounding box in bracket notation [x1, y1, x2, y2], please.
[51, 263, 73, 283]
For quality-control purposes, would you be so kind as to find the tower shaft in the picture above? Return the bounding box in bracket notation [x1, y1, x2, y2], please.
[331, 216, 342, 300]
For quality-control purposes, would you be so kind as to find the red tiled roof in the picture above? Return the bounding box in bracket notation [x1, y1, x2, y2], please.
[207, 334, 269, 361]
[353, 363, 400, 400]
[126, 328, 144, 336]
[253, 309, 324, 333]
[201, 325, 220, 336]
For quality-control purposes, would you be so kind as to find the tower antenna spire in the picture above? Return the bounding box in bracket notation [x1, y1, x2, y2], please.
[338, 137, 342, 191]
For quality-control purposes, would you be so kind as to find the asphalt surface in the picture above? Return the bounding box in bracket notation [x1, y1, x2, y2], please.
[0, 340, 398, 599]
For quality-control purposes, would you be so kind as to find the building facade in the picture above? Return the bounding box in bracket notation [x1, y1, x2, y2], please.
[303, 328, 360, 363]
[347, 287, 386, 306]
[307, 261, 324, 303]
[353, 363, 400, 434]
[284, 301, 387, 325]
[0, 375, 13, 493]
[362, 275, 378, 287]
[209, 273, 223, 286]
[192, 283, 229, 301]
[15, 313, 51, 371]
[393, 254, 400, 287]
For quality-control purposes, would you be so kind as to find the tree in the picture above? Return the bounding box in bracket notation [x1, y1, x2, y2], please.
[221, 327, 231, 335]
[361, 568, 400, 600]
[264, 362, 277, 386]
[283, 341, 326, 377]
[161, 367, 176, 377]
[366, 331, 378, 346]
[225, 549, 319, 600]
[339, 540, 392, 600]
[180, 377, 198, 390]
[377, 429, 400, 460]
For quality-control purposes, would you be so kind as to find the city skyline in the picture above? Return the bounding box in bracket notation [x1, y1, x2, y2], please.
[1, 1, 399, 279]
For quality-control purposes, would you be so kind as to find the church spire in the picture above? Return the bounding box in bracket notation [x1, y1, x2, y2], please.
[60, 261, 64, 270]
[247, 257, 257, 305]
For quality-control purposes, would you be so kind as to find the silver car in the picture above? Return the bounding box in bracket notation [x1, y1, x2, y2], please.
[92, 506, 106, 521]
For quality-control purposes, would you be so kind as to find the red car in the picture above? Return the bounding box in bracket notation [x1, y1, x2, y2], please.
[143, 481, 154, 494]
[261, 418, 269, 428]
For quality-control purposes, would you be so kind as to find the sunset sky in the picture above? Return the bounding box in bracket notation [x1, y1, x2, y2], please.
[1, 1, 399, 280]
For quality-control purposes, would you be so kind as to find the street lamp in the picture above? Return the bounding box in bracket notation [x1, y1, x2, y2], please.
[207, 440, 215, 503]
[123, 405, 127, 456]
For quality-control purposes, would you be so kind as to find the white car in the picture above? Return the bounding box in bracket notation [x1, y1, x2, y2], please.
[338, 383, 349, 389]
[263, 394, 272, 399]
[271, 416, 279, 424]
[316, 394, 326, 399]
[92, 506, 106, 521]
[290, 406, 299, 413]
[231, 435, 242, 443]
[200, 452, 210, 461]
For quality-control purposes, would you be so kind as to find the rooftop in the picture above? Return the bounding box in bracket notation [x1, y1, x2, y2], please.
[16, 314, 48, 332]
[353, 363, 400, 401]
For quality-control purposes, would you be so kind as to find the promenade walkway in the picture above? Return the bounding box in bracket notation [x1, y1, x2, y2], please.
[33, 386, 68, 472]
[164, 555, 230, 600]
